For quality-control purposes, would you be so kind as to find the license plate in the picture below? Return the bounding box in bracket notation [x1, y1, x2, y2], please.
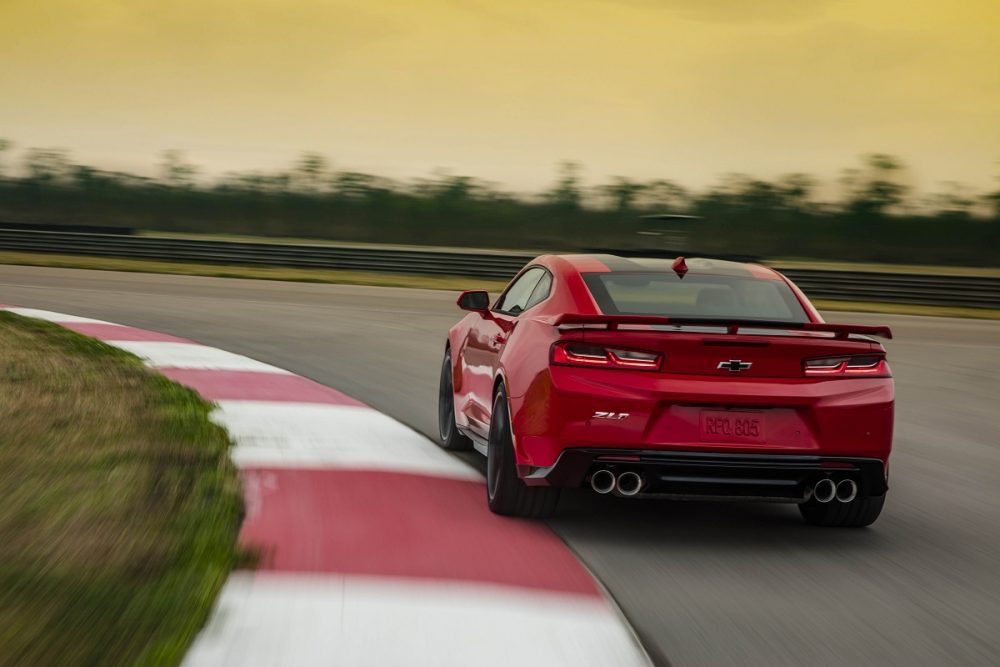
[700, 410, 764, 443]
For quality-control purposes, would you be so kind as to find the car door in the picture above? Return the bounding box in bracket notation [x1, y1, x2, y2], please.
[461, 267, 546, 436]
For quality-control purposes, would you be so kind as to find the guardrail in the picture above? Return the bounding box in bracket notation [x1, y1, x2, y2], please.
[1, 228, 997, 309]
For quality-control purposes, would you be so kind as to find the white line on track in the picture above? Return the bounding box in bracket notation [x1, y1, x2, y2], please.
[183, 573, 650, 667]
[4, 307, 112, 324]
[215, 401, 481, 481]
[105, 341, 293, 373]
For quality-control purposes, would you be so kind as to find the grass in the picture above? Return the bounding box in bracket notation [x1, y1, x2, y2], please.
[146, 231, 1000, 277]
[773, 258, 1000, 277]
[0, 312, 242, 666]
[0, 251, 508, 292]
[142, 230, 548, 255]
[1, 250, 997, 319]
[812, 299, 1000, 320]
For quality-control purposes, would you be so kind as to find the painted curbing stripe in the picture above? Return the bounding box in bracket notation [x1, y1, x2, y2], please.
[216, 401, 478, 480]
[238, 467, 599, 595]
[62, 322, 193, 343]
[104, 341, 293, 373]
[3, 305, 652, 666]
[183, 573, 649, 667]
[5, 307, 112, 324]
[159, 368, 368, 406]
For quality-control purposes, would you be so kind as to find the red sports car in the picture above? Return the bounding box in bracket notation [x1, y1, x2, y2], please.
[439, 255, 894, 526]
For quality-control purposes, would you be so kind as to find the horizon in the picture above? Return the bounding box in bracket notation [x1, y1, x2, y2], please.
[1, 140, 996, 216]
[2, 0, 998, 196]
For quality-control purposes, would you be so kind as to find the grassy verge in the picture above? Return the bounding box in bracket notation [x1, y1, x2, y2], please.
[0, 312, 242, 666]
[773, 258, 1000, 277]
[146, 232, 1000, 277]
[0, 251, 508, 292]
[1, 250, 997, 319]
[811, 299, 1000, 320]
[142, 230, 548, 255]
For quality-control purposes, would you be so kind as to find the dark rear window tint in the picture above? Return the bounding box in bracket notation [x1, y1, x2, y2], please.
[582, 272, 809, 323]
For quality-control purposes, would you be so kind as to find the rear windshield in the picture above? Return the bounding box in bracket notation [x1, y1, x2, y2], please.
[582, 272, 809, 323]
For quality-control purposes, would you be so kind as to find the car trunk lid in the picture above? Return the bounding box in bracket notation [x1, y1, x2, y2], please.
[549, 316, 888, 380]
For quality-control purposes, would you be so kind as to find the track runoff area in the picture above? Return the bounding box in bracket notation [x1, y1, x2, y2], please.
[2, 306, 650, 666]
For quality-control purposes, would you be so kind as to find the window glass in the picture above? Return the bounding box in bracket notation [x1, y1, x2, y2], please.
[582, 272, 807, 322]
[495, 267, 544, 314]
[524, 271, 553, 310]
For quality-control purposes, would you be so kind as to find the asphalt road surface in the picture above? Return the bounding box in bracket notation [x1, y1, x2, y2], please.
[3, 265, 998, 667]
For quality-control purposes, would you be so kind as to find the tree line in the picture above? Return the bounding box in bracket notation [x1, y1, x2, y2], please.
[0, 139, 997, 266]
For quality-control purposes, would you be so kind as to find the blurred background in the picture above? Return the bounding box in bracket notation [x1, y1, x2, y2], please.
[1, 0, 998, 264]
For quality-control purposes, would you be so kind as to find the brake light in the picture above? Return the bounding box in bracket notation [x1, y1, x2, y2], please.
[551, 342, 662, 370]
[804, 355, 891, 377]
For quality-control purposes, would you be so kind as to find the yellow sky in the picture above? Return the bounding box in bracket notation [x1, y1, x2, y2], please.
[1, 0, 998, 194]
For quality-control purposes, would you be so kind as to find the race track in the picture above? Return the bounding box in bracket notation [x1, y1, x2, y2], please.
[2, 265, 998, 667]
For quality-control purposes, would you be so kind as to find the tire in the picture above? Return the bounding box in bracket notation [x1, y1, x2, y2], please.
[438, 348, 473, 451]
[486, 386, 560, 518]
[799, 492, 886, 527]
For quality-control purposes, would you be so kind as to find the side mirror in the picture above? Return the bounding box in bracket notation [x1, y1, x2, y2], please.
[457, 290, 490, 313]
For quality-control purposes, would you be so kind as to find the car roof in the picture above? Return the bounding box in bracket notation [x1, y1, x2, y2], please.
[547, 254, 782, 281]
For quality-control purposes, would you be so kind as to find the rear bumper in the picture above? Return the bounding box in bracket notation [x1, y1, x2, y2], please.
[522, 449, 888, 500]
[511, 369, 895, 468]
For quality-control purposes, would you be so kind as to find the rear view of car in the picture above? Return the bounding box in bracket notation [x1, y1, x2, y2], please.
[441, 255, 894, 527]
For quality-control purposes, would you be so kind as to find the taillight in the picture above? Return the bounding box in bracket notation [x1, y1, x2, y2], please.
[551, 341, 662, 370]
[804, 355, 891, 378]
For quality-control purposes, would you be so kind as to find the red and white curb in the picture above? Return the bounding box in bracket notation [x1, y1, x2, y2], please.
[3, 307, 651, 666]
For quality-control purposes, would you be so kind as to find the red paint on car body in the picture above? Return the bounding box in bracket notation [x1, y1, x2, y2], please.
[446, 254, 894, 478]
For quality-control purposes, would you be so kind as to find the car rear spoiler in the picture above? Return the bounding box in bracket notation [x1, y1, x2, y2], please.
[550, 314, 893, 339]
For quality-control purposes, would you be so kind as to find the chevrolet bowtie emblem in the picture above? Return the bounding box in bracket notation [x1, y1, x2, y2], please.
[718, 359, 752, 372]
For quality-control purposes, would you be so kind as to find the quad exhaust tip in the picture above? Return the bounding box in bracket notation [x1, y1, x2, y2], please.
[590, 469, 616, 495]
[813, 478, 837, 504]
[616, 471, 643, 497]
[836, 479, 858, 503]
[812, 478, 858, 504]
